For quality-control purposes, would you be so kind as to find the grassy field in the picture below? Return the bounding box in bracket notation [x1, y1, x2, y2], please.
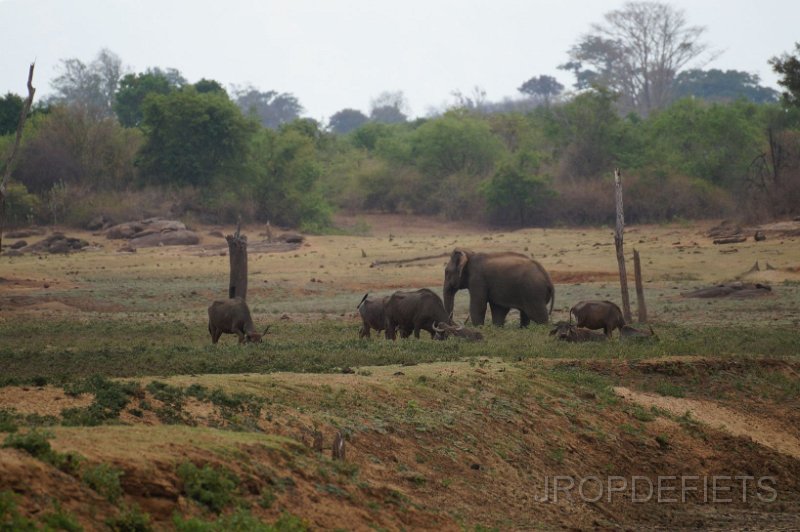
[1, 214, 799, 530]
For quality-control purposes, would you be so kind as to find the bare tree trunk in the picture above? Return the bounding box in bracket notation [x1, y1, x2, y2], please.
[225, 220, 248, 300]
[0, 63, 36, 251]
[614, 169, 633, 323]
[633, 248, 647, 323]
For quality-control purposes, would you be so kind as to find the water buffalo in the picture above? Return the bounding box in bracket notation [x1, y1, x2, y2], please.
[356, 293, 389, 338]
[431, 322, 484, 341]
[207, 297, 268, 344]
[549, 321, 607, 342]
[384, 288, 453, 340]
[570, 300, 625, 338]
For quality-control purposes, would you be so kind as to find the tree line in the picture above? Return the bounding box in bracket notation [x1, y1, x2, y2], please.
[1, 2, 799, 231]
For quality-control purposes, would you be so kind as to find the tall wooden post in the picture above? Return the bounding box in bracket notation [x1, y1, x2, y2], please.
[633, 248, 647, 323]
[0, 63, 36, 252]
[225, 220, 248, 300]
[614, 169, 633, 323]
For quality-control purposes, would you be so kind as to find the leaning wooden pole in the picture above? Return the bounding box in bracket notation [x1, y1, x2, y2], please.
[614, 169, 633, 323]
[225, 219, 248, 300]
[0, 63, 36, 252]
[633, 248, 648, 323]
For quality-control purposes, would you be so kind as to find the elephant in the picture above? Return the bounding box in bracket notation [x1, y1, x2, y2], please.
[443, 248, 554, 327]
[569, 300, 625, 338]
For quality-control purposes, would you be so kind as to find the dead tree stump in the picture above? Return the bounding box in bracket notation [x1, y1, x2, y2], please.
[332, 431, 346, 460]
[633, 249, 647, 323]
[614, 169, 633, 323]
[225, 222, 248, 300]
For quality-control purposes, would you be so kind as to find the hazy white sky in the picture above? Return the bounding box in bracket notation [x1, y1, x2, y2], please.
[0, 0, 797, 122]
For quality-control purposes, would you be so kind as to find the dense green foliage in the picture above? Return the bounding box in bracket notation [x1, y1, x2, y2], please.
[770, 42, 800, 106]
[3, 41, 800, 230]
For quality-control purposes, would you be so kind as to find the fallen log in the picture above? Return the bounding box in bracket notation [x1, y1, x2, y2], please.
[713, 235, 747, 245]
[370, 252, 449, 268]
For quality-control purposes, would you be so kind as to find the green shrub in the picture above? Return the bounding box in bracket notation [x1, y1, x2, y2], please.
[173, 509, 307, 532]
[2, 429, 54, 459]
[177, 462, 238, 513]
[105, 504, 152, 532]
[0, 409, 19, 433]
[62, 375, 141, 426]
[40, 502, 83, 531]
[0, 490, 37, 531]
[83, 463, 123, 502]
[2, 182, 40, 227]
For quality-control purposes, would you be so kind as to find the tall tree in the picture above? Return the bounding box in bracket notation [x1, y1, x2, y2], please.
[328, 108, 369, 134]
[672, 69, 779, 104]
[370, 91, 409, 124]
[233, 86, 303, 129]
[518, 75, 564, 105]
[770, 42, 800, 107]
[138, 88, 254, 187]
[561, 2, 712, 116]
[0, 93, 24, 136]
[49, 48, 126, 118]
[114, 68, 185, 127]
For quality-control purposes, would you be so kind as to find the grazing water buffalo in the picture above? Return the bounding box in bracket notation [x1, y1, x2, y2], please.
[570, 300, 626, 338]
[384, 288, 453, 340]
[356, 293, 389, 338]
[207, 297, 268, 344]
[549, 321, 607, 342]
[431, 322, 484, 342]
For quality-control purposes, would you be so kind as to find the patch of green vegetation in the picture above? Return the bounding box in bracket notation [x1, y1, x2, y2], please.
[2, 430, 83, 474]
[0, 408, 20, 433]
[0, 490, 37, 531]
[177, 461, 238, 513]
[105, 504, 152, 532]
[146, 381, 190, 425]
[62, 375, 142, 426]
[2, 316, 799, 381]
[654, 382, 686, 398]
[40, 502, 83, 532]
[83, 463, 124, 503]
[173, 510, 307, 531]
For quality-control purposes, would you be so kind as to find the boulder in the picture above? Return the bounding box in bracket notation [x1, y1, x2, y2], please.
[129, 229, 200, 248]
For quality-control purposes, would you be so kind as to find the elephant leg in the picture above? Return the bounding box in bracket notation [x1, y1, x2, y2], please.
[523, 302, 549, 325]
[489, 302, 510, 327]
[469, 294, 488, 326]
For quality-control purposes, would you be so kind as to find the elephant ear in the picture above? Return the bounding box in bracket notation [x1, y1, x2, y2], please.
[456, 250, 468, 281]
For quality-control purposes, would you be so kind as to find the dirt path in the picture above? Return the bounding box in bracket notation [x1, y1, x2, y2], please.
[614, 386, 800, 459]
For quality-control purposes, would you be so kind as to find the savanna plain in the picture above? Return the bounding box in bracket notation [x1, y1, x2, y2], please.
[1, 214, 799, 531]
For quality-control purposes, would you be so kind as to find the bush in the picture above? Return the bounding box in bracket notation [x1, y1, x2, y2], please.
[83, 463, 123, 502]
[1, 182, 40, 227]
[177, 462, 238, 513]
[173, 509, 307, 531]
[105, 504, 152, 532]
[0, 490, 37, 531]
